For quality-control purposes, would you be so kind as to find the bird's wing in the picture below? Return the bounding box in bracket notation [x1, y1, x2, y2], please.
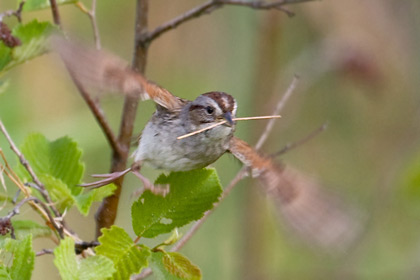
[52, 36, 185, 111]
[228, 136, 363, 252]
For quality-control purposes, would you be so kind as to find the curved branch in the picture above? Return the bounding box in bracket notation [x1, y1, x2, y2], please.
[145, 0, 315, 44]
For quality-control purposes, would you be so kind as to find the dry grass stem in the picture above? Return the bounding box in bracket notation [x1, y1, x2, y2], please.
[177, 115, 281, 140]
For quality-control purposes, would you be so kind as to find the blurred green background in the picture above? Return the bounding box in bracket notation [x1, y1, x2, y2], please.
[1, 0, 420, 279]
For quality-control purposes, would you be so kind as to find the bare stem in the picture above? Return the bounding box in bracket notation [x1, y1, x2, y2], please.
[36, 249, 54, 256]
[272, 122, 328, 157]
[68, 76, 123, 156]
[75, 0, 101, 49]
[256, 75, 299, 150]
[145, 0, 315, 43]
[90, 0, 101, 50]
[49, 0, 61, 26]
[0, 1, 25, 22]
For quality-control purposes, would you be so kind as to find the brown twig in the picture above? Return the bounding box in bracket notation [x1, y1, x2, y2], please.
[36, 249, 54, 256]
[0, 1, 25, 22]
[68, 76, 123, 156]
[94, 0, 149, 238]
[49, 0, 61, 26]
[272, 122, 328, 157]
[144, 0, 315, 44]
[1, 196, 64, 238]
[75, 0, 101, 49]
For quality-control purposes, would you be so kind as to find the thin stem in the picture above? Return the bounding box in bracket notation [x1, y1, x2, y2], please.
[0, 1, 25, 22]
[75, 0, 101, 49]
[272, 122, 328, 157]
[255, 75, 298, 150]
[90, 0, 101, 50]
[145, 0, 217, 43]
[49, 0, 61, 26]
[68, 76, 123, 156]
[36, 249, 54, 256]
[145, 0, 315, 43]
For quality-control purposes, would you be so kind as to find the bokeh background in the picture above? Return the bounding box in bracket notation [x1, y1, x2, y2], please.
[1, 0, 420, 279]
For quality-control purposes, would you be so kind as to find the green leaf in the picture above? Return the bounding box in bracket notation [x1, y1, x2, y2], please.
[0, 20, 56, 73]
[39, 174, 75, 212]
[150, 251, 201, 280]
[22, 0, 77, 11]
[96, 226, 150, 280]
[0, 236, 35, 280]
[19, 133, 114, 215]
[9, 235, 35, 280]
[0, 266, 12, 280]
[0, 44, 12, 72]
[54, 237, 115, 280]
[132, 168, 222, 238]
[79, 256, 115, 280]
[75, 184, 116, 216]
[54, 238, 79, 280]
[20, 133, 85, 192]
[11, 220, 51, 239]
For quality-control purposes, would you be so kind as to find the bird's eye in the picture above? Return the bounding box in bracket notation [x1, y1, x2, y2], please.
[205, 106, 214, 114]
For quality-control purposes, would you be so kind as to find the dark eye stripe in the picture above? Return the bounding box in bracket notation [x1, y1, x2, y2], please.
[189, 104, 204, 111]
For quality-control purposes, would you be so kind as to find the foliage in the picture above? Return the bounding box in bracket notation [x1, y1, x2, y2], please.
[1, 132, 221, 279]
[0, 235, 35, 280]
[18, 133, 116, 215]
[21, 0, 77, 12]
[54, 237, 115, 280]
[0, 19, 56, 74]
[132, 169, 222, 238]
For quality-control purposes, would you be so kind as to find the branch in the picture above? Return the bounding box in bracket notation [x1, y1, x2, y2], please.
[67, 75, 123, 156]
[36, 249, 54, 256]
[0, 1, 25, 22]
[94, 0, 149, 238]
[255, 75, 299, 150]
[145, 0, 314, 43]
[49, 0, 61, 26]
[145, 1, 218, 43]
[0, 196, 64, 238]
[75, 0, 101, 49]
[272, 122, 328, 157]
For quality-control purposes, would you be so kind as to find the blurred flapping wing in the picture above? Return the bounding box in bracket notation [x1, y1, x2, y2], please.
[228, 136, 363, 252]
[52, 36, 185, 111]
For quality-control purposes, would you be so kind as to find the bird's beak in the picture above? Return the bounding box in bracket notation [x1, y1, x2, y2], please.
[223, 112, 234, 126]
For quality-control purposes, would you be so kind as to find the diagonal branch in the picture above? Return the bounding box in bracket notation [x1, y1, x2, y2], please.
[145, 0, 315, 43]
[68, 75, 123, 156]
